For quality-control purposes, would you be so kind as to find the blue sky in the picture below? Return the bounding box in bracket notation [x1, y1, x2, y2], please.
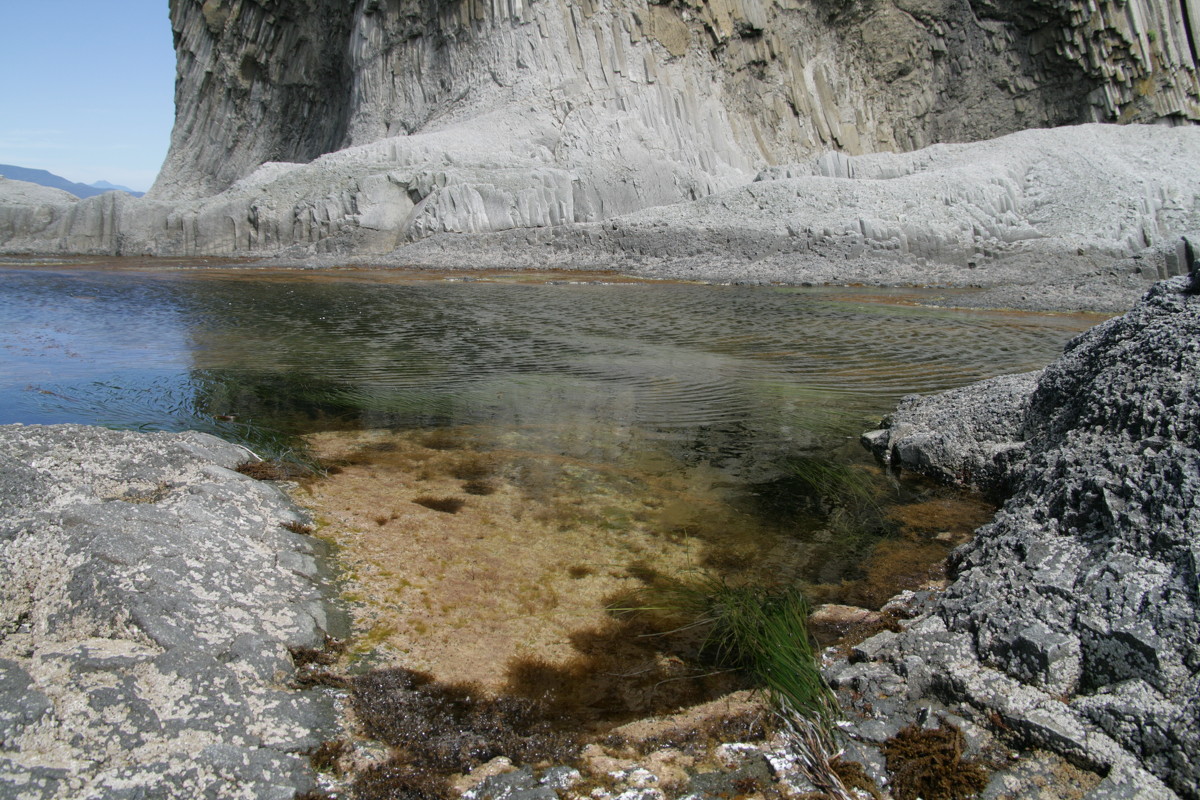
[0, 1, 175, 192]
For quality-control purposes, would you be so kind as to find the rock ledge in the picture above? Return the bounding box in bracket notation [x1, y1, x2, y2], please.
[0, 424, 340, 800]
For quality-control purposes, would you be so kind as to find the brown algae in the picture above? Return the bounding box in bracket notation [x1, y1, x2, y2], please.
[294, 423, 998, 797]
[299, 424, 991, 685]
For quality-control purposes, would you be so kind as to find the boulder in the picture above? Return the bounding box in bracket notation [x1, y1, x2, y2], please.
[0, 424, 342, 800]
[849, 276, 1200, 798]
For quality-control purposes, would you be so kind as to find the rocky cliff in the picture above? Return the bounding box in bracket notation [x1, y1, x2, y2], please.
[847, 275, 1200, 798]
[153, 0, 1200, 202]
[1, 0, 1200, 302]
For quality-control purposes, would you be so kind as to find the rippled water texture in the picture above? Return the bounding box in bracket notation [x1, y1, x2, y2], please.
[0, 263, 1100, 465]
[1, 261, 1106, 697]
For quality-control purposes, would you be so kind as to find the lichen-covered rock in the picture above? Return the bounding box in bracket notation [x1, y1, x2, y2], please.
[851, 276, 1200, 798]
[0, 424, 341, 800]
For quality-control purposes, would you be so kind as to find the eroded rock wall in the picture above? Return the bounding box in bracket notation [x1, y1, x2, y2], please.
[154, 0, 356, 200]
[155, 0, 1200, 202]
[848, 275, 1200, 798]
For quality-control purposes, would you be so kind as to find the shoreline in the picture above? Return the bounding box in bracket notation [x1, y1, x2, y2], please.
[4, 125, 1198, 317]
[2, 276, 1195, 799]
[0, 249, 1160, 315]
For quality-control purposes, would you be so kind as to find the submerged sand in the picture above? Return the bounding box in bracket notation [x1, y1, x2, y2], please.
[294, 424, 993, 704]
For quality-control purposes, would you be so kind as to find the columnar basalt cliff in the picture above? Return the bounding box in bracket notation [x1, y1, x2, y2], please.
[153, 0, 1200, 202]
[1, 0, 1200, 306]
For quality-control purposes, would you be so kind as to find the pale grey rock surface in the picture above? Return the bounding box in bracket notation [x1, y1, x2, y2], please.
[2, 124, 1199, 312]
[0, 424, 340, 800]
[2, 0, 1199, 312]
[842, 276, 1200, 799]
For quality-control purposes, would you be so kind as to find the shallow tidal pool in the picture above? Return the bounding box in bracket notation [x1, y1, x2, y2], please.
[0, 258, 1105, 724]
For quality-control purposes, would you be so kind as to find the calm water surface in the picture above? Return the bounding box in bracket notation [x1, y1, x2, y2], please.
[0, 263, 1099, 461]
[2, 260, 1111, 689]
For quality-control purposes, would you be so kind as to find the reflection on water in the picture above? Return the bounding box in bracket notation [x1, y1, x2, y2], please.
[0, 263, 1102, 694]
[1, 265, 1100, 471]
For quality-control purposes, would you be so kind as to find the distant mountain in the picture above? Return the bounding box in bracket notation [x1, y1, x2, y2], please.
[90, 180, 143, 195]
[0, 164, 144, 198]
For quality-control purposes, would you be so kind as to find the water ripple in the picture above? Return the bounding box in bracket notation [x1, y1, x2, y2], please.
[0, 269, 1099, 470]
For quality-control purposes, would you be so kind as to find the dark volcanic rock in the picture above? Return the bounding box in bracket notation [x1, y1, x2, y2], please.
[848, 276, 1199, 799]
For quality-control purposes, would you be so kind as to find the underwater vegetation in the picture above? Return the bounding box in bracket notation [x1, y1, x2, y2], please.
[332, 575, 824, 800]
[412, 496, 467, 514]
[611, 573, 835, 724]
[295, 412, 996, 799]
[235, 458, 314, 481]
[349, 668, 578, 800]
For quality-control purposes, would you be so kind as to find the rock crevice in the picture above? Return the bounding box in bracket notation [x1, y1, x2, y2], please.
[849, 276, 1200, 798]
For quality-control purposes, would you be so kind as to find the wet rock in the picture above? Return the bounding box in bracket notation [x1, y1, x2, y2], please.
[0, 424, 342, 800]
[863, 369, 1040, 489]
[466, 766, 559, 800]
[851, 276, 1200, 798]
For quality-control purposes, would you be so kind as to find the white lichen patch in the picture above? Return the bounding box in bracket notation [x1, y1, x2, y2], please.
[0, 424, 337, 799]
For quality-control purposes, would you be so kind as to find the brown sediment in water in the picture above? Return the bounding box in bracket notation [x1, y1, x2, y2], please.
[296, 427, 993, 706]
[296, 426, 775, 704]
[290, 423, 996, 799]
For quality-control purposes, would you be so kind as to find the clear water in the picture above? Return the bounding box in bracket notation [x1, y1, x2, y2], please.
[0, 262, 1099, 476]
[1, 260, 1107, 700]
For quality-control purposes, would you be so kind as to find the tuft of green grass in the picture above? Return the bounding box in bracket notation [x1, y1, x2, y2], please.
[611, 573, 837, 726]
[787, 455, 882, 513]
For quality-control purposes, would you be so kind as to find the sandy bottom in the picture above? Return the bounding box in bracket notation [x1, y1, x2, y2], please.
[295, 425, 992, 705]
[299, 425, 790, 691]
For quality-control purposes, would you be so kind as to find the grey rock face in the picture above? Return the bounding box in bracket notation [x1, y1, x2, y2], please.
[2, 0, 1199, 303]
[853, 277, 1200, 798]
[156, 0, 355, 201]
[153, 0, 1200, 202]
[0, 424, 340, 800]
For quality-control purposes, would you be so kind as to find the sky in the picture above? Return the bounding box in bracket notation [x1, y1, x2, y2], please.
[0, 1, 175, 192]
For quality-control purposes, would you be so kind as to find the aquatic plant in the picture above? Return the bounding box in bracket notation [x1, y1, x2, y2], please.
[786, 455, 884, 514]
[612, 573, 837, 723]
[881, 723, 989, 800]
[235, 458, 313, 480]
[448, 453, 497, 480]
[308, 739, 349, 775]
[612, 572, 856, 796]
[350, 668, 578, 800]
[501, 614, 745, 725]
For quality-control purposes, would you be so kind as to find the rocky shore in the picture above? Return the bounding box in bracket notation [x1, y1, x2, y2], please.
[0, 426, 342, 800]
[2, 275, 1195, 799]
[4, 124, 1199, 315]
[846, 274, 1199, 798]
